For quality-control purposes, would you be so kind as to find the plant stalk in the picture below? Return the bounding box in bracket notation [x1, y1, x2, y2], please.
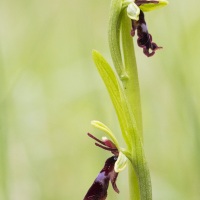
[0, 62, 9, 200]
[108, 0, 152, 199]
[121, 10, 142, 200]
[121, 10, 143, 138]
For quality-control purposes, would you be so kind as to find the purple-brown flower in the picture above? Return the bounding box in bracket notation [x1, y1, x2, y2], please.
[126, 0, 168, 56]
[83, 133, 119, 200]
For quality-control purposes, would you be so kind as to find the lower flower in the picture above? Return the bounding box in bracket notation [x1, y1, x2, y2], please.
[83, 121, 128, 200]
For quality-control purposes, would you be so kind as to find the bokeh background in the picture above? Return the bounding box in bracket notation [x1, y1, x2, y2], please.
[0, 0, 200, 199]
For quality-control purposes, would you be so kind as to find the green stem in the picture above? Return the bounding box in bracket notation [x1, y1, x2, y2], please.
[121, 10, 143, 138]
[121, 10, 142, 200]
[120, 10, 152, 200]
[128, 161, 140, 200]
[0, 62, 9, 200]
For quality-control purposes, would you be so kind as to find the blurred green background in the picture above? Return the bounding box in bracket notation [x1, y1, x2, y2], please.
[0, 0, 200, 199]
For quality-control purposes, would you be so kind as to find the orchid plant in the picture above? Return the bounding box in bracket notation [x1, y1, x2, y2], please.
[83, 0, 168, 199]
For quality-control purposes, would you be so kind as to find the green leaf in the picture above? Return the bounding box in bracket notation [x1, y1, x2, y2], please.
[140, 0, 168, 12]
[92, 50, 133, 149]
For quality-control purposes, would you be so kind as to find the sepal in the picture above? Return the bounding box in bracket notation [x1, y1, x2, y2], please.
[139, 0, 168, 12]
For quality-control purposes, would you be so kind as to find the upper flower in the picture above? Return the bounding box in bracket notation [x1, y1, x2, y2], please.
[125, 0, 168, 56]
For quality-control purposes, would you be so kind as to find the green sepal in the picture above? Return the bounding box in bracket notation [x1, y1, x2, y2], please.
[91, 120, 120, 150]
[140, 0, 168, 12]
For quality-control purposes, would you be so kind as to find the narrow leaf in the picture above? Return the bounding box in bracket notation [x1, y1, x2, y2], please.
[92, 50, 133, 148]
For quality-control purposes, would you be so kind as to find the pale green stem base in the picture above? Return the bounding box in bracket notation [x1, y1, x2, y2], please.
[0, 65, 9, 200]
[128, 161, 140, 200]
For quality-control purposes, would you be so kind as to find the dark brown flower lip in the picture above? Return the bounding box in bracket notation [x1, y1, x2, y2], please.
[83, 134, 120, 200]
[83, 156, 119, 200]
[131, 10, 162, 57]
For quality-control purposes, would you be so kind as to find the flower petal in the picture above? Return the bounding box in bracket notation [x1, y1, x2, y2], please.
[91, 120, 120, 150]
[127, 2, 140, 21]
[83, 156, 119, 200]
[114, 152, 128, 173]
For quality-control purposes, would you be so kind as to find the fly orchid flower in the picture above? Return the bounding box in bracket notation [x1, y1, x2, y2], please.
[83, 121, 129, 200]
[125, 0, 168, 56]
